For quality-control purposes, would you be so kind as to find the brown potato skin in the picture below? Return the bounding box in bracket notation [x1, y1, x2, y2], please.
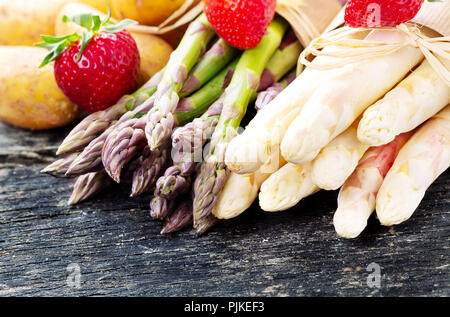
[0, 0, 71, 45]
[110, 0, 186, 26]
[0, 46, 79, 130]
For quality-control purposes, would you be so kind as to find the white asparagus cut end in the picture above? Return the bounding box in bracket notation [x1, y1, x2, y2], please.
[333, 132, 412, 239]
[213, 151, 286, 219]
[311, 118, 370, 190]
[259, 162, 319, 212]
[358, 60, 450, 147]
[224, 31, 370, 175]
[376, 106, 450, 226]
[280, 29, 424, 164]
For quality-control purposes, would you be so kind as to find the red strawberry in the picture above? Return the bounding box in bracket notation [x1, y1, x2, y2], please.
[203, 0, 276, 49]
[37, 11, 140, 113]
[345, 0, 423, 28]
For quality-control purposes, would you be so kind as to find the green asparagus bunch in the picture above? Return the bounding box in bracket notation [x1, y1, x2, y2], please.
[193, 17, 289, 231]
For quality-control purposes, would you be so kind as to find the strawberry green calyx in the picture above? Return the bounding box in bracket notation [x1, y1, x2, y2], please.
[36, 5, 137, 68]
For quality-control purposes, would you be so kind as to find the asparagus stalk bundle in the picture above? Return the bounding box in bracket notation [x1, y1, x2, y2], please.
[280, 29, 424, 164]
[193, 17, 289, 229]
[333, 132, 413, 239]
[310, 118, 370, 191]
[358, 60, 450, 147]
[101, 59, 237, 183]
[154, 34, 300, 207]
[56, 70, 164, 156]
[224, 31, 370, 175]
[376, 105, 450, 226]
[145, 14, 216, 151]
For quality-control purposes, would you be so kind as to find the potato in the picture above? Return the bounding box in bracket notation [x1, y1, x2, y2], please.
[55, 2, 173, 83]
[0, 46, 79, 130]
[110, 0, 186, 26]
[0, 0, 71, 45]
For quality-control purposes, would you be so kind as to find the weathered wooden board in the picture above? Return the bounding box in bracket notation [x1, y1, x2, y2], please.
[0, 121, 449, 296]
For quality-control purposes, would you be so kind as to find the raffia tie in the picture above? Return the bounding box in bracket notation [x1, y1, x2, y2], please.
[299, 23, 450, 86]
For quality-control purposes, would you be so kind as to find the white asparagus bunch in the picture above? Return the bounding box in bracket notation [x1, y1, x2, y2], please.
[333, 132, 412, 239]
[259, 162, 319, 212]
[358, 60, 450, 146]
[212, 151, 285, 219]
[310, 118, 370, 190]
[376, 105, 450, 226]
[224, 32, 370, 175]
[280, 29, 424, 164]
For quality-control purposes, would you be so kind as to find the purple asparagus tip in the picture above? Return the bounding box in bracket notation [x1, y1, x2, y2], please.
[160, 200, 193, 234]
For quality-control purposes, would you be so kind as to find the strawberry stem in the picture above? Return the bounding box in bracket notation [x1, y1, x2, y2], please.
[36, 2, 137, 67]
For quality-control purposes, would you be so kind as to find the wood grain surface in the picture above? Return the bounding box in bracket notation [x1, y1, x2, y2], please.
[0, 121, 448, 297]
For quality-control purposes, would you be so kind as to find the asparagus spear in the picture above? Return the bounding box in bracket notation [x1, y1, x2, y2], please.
[174, 59, 238, 125]
[145, 14, 215, 151]
[150, 196, 176, 220]
[310, 118, 370, 191]
[130, 144, 170, 197]
[41, 152, 80, 177]
[179, 38, 239, 97]
[161, 199, 193, 234]
[68, 170, 113, 205]
[255, 69, 296, 112]
[195, 214, 219, 236]
[358, 60, 450, 147]
[193, 17, 289, 226]
[259, 162, 319, 212]
[376, 106, 450, 226]
[258, 29, 301, 92]
[56, 70, 164, 155]
[333, 132, 412, 239]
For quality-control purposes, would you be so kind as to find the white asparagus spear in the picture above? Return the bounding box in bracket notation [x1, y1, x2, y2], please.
[311, 118, 370, 190]
[280, 29, 424, 164]
[358, 60, 450, 146]
[376, 105, 450, 226]
[212, 151, 286, 219]
[224, 31, 369, 175]
[259, 162, 319, 212]
[333, 132, 413, 239]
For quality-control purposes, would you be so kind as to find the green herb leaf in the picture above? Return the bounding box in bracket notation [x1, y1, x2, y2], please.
[63, 13, 94, 31]
[103, 19, 138, 33]
[77, 31, 94, 61]
[92, 15, 102, 33]
[36, 33, 81, 67]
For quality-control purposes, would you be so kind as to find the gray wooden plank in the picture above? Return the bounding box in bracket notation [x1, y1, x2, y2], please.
[0, 121, 449, 297]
